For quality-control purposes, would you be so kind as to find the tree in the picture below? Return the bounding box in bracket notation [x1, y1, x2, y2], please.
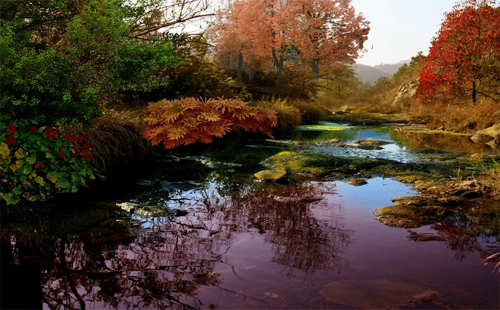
[418, 0, 500, 104]
[208, 0, 369, 87]
[0, 0, 183, 126]
[291, 0, 369, 80]
[127, 0, 215, 40]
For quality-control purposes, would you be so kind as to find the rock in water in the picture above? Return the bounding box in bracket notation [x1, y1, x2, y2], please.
[254, 169, 287, 182]
[320, 279, 429, 309]
[471, 123, 500, 150]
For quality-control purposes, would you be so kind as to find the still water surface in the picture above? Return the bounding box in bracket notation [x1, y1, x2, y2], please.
[1, 124, 499, 309]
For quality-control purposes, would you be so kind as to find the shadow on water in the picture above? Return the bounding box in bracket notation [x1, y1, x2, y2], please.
[1, 123, 499, 309]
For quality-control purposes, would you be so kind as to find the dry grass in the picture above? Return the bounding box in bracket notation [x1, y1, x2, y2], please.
[256, 97, 302, 134]
[83, 106, 157, 173]
[408, 98, 500, 133]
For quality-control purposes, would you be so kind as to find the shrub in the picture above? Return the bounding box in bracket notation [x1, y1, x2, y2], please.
[143, 97, 278, 149]
[0, 0, 182, 126]
[83, 107, 157, 173]
[256, 98, 302, 134]
[290, 101, 330, 125]
[0, 114, 96, 205]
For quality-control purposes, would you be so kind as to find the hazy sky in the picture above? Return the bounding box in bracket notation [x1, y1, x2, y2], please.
[351, 0, 459, 66]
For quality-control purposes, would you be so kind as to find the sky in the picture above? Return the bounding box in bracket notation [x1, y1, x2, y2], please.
[351, 0, 459, 66]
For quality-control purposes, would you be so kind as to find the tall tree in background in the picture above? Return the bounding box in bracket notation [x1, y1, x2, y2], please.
[418, 0, 500, 104]
[292, 0, 369, 81]
[208, 0, 369, 87]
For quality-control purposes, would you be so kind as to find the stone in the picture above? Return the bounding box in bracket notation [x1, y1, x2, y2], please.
[254, 169, 287, 182]
[373, 196, 455, 228]
[392, 79, 419, 108]
[320, 279, 429, 309]
[347, 178, 368, 186]
[471, 123, 500, 150]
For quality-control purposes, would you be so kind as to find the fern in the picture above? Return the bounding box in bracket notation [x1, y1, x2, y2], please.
[143, 97, 277, 149]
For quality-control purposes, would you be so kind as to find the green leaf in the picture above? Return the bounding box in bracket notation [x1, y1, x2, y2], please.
[22, 164, 33, 175]
[1, 193, 20, 205]
[71, 171, 81, 183]
[57, 177, 70, 189]
[47, 172, 58, 183]
[12, 187, 23, 195]
[26, 156, 37, 165]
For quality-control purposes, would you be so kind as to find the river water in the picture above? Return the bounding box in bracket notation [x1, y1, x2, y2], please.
[1, 123, 499, 309]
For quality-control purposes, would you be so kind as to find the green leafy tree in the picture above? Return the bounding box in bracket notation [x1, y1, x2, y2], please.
[0, 0, 182, 126]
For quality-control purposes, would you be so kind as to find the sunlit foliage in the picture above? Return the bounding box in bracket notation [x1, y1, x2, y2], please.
[418, 0, 500, 104]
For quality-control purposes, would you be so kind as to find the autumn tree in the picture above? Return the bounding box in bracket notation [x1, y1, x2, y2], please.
[418, 0, 500, 104]
[208, 0, 369, 88]
[291, 0, 369, 80]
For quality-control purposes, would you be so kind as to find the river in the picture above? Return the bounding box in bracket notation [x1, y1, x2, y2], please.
[1, 123, 499, 309]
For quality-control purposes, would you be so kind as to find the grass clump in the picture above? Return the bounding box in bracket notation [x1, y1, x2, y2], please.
[83, 106, 156, 173]
[256, 98, 302, 134]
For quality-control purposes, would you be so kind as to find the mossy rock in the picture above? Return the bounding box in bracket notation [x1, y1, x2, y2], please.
[373, 196, 454, 228]
[262, 151, 347, 176]
[254, 169, 287, 182]
[347, 178, 368, 186]
[262, 151, 396, 176]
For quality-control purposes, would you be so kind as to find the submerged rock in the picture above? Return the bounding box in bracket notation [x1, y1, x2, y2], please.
[254, 169, 287, 182]
[347, 178, 368, 186]
[320, 279, 430, 309]
[373, 196, 455, 228]
[117, 202, 188, 218]
[270, 195, 324, 204]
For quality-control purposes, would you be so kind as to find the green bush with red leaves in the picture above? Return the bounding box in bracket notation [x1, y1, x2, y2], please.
[1, 114, 95, 205]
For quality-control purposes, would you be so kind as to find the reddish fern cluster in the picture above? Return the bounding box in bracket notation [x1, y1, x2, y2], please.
[142, 97, 277, 149]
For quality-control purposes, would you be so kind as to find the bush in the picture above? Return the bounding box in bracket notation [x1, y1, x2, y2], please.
[0, 0, 182, 126]
[143, 97, 278, 149]
[83, 107, 157, 173]
[290, 101, 330, 125]
[256, 98, 302, 134]
[0, 114, 96, 205]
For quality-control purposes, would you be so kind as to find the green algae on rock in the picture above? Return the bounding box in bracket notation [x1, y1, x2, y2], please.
[262, 151, 397, 176]
[254, 169, 287, 182]
[298, 122, 351, 131]
[373, 196, 455, 228]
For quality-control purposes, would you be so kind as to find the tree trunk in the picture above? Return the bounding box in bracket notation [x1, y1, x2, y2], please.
[312, 58, 320, 81]
[236, 52, 243, 83]
[472, 80, 477, 103]
[272, 49, 284, 88]
[248, 66, 254, 83]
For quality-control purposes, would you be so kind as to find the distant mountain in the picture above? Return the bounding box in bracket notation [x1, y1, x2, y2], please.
[373, 60, 410, 75]
[352, 64, 392, 85]
[352, 60, 410, 85]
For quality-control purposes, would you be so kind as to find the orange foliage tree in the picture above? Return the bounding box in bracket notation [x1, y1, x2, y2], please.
[418, 0, 500, 104]
[142, 98, 277, 149]
[208, 0, 369, 87]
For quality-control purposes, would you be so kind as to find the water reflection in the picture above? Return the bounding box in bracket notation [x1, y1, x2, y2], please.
[1, 168, 353, 309]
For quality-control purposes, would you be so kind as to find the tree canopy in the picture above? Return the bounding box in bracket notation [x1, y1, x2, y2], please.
[418, 0, 500, 104]
[208, 0, 369, 87]
[0, 0, 212, 126]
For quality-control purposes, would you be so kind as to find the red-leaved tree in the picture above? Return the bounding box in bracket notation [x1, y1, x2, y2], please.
[142, 98, 277, 149]
[418, 0, 500, 104]
[208, 0, 369, 87]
